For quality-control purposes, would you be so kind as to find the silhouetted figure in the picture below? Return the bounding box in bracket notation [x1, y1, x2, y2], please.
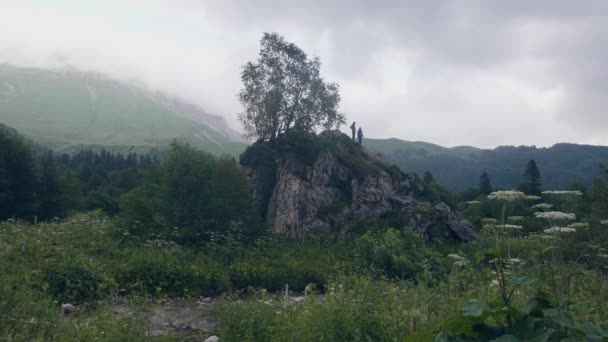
[357, 127, 364, 145]
[350, 122, 356, 140]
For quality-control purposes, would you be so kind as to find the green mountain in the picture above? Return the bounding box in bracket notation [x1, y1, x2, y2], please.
[366, 138, 608, 191]
[0, 65, 246, 155]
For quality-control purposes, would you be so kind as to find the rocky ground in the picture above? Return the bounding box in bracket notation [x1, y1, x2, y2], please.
[111, 297, 220, 340]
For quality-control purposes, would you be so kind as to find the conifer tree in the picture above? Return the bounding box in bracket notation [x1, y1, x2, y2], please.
[521, 159, 542, 195]
[423, 171, 435, 184]
[479, 172, 493, 195]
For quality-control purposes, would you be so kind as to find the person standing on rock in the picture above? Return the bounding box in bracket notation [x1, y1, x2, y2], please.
[350, 122, 356, 140]
[357, 127, 364, 145]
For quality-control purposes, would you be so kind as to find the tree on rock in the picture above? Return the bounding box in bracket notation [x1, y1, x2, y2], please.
[238, 32, 346, 142]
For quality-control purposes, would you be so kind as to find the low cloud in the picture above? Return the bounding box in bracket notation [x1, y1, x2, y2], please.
[1, 0, 607, 147]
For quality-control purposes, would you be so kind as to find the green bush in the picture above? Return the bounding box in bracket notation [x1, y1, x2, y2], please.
[219, 276, 440, 342]
[356, 228, 447, 282]
[115, 250, 230, 296]
[45, 262, 104, 303]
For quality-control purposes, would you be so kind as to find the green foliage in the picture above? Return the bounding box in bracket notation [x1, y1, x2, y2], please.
[367, 139, 608, 191]
[0, 123, 37, 219]
[228, 237, 335, 291]
[439, 294, 608, 341]
[479, 171, 493, 196]
[517, 159, 542, 196]
[420, 181, 460, 208]
[219, 277, 446, 342]
[592, 165, 608, 219]
[120, 142, 264, 242]
[356, 228, 447, 282]
[424, 170, 435, 184]
[116, 250, 230, 296]
[238, 32, 345, 141]
[46, 262, 104, 303]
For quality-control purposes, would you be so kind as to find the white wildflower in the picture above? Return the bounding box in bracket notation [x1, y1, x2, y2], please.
[487, 190, 526, 202]
[465, 200, 481, 205]
[532, 203, 553, 210]
[482, 218, 498, 224]
[501, 224, 523, 229]
[543, 227, 576, 233]
[542, 190, 583, 196]
[507, 258, 523, 264]
[534, 211, 576, 221]
[508, 216, 524, 222]
[568, 222, 589, 229]
[601, 220, 608, 225]
[525, 195, 541, 201]
[447, 253, 465, 261]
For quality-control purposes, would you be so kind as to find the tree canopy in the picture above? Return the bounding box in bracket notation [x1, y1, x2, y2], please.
[238, 33, 345, 142]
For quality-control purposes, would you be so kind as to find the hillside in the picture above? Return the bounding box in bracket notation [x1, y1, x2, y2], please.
[0, 65, 246, 155]
[367, 138, 608, 191]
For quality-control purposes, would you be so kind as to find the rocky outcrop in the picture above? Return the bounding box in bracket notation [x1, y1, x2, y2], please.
[240, 130, 479, 243]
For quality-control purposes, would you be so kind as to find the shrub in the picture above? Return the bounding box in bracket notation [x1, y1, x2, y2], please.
[355, 228, 446, 282]
[45, 262, 103, 303]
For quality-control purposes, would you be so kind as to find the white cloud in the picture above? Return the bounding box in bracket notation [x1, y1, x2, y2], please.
[0, 0, 606, 148]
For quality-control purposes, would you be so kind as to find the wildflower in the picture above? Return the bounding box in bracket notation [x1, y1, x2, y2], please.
[598, 254, 608, 259]
[534, 211, 576, 221]
[543, 227, 576, 233]
[568, 222, 589, 229]
[482, 224, 496, 230]
[487, 190, 526, 202]
[532, 203, 553, 210]
[525, 195, 541, 201]
[466, 200, 481, 205]
[482, 218, 498, 224]
[454, 260, 469, 267]
[507, 258, 523, 264]
[448, 253, 465, 261]
[542, 190, 583, 196]
[508, 216, 524, 222]
[601, 220, 608, 225]
[502, 224, 523, 229]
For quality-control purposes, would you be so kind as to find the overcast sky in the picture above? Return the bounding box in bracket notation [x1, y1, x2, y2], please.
[1, 0, 607, 148]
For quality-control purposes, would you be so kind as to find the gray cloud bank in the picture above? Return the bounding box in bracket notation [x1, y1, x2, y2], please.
[1, 0, 607, 147]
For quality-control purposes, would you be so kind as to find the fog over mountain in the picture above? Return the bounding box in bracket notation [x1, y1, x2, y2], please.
[1, 1, 608, 148]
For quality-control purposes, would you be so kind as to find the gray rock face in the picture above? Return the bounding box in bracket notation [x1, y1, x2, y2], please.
[241, 131, 479, 243]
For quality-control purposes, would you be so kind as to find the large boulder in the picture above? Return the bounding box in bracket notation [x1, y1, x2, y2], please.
[240, 130, 479, 243]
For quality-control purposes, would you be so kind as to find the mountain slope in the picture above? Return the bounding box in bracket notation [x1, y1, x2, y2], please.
[367, 138, 608, 191]
[0, 66, 246, 155]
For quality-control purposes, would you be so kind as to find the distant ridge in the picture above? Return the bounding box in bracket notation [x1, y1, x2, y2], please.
[0, 65, 246, 155]
[366, 138, 608, 191]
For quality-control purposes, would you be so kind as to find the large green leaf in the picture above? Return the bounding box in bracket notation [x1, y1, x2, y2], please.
[462, 300, 486, 317]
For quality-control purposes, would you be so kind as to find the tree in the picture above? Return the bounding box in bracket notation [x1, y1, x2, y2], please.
[479, 172, 493, 195]
[0, 125, 37, 219]
[592, 164, 608, 219]
[520, 160, 542, 196]
[423, 170, 434, 184]
[38, 151, 64, 219]
[238, 33, 346, 142]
